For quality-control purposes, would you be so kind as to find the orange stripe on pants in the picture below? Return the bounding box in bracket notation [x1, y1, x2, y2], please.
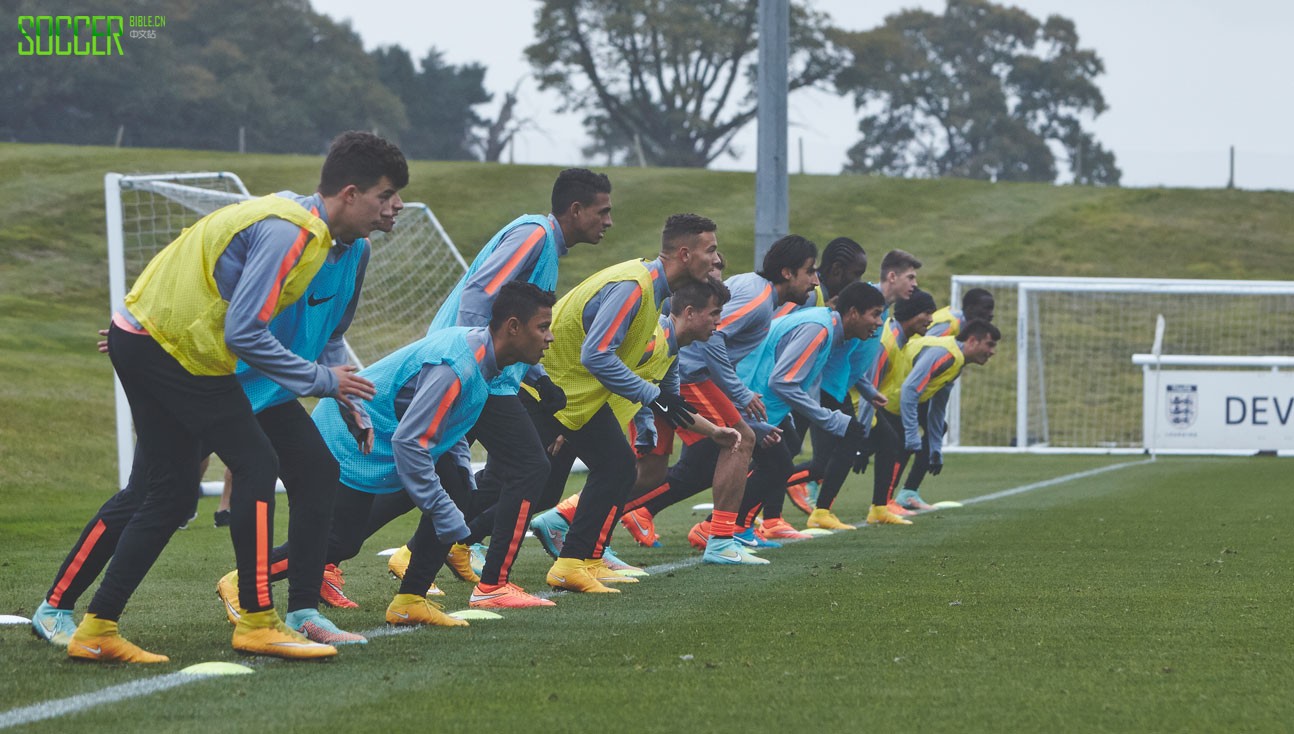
[49, 519, 107, 606]
[498, 499, 531, 584]
[592, 507, 618, 558]
[255, 501, 271, 608]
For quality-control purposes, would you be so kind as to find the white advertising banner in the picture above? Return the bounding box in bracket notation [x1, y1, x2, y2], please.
[1143, 369, 1294, 451]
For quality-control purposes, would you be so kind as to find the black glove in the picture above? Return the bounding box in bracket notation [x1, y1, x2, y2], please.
[929, 450, 943, 476]
[534, 375, 567, 413]
[852, 449, 871, 475]
[649, 391, 697, 429]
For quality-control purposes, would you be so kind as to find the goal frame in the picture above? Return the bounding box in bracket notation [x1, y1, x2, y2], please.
[946, 274, 1294, 455]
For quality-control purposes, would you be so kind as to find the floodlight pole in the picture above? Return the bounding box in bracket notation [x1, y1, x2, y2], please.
[754, 0, 789, 268]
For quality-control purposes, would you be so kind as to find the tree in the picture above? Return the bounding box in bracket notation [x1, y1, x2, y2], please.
[373, 46, 491, 161]
[474, 81, 529, 163]
[834, 0, 1120, 185]
[526, 0, 842, 168]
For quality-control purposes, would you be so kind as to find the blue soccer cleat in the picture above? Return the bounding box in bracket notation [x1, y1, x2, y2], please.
[734, 526, 781, 549]
[286, 608, 367, 646]
[529, 508, 569, 559]
[31, 601, 78, 647]
[703, 537, 769, 565]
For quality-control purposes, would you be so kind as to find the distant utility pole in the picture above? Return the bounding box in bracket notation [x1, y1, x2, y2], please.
[754, 0, 789, 268]
[1227, 145, 1235, 189]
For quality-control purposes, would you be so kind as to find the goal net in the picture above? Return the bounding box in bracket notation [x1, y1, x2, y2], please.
[105, 172, 467, 486]
[945, 275, 1294, 453]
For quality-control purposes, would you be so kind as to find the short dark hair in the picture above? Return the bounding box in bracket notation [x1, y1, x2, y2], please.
[670, 276, 731, 316]
[960, 319, 1001, 342]
[551, 168, 611, 215]
[893, 288, 937, 322]
[834, 281, 885, 315]
[880, 249, 922, 278]
[661, 213, 717, 253]
[490, 282, 557, 330]
[318, 131, 408, 196]
[758, 234, 818, 284]
[963, 288, 995, 319]
[822, 237, 866, 274]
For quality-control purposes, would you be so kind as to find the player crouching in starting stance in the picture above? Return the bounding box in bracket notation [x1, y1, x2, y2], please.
[217, 283, 556, 630]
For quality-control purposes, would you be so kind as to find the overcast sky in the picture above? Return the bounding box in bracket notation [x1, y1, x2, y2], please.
[310, 0, 1294, 190]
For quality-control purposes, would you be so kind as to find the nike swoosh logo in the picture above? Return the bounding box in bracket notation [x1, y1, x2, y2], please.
[79, 644, 102, 655]
[307, 293, 335, 306]
[551, 575, 567, 583]
[392, 611, 410, 619]
[39, 619, 57, 634]
[269, 641, 327, 648]
[470, 593, 503, 602]
[718, 552, 743, 561]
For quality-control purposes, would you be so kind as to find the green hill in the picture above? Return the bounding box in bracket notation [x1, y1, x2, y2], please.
[2, 142, 1292, 493]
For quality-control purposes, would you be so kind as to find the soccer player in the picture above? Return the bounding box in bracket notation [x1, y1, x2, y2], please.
[859, 289, 936, 524]
[622, 235, 820, 556]
[370, 169, 613, 610]
[38, 218, 389, 650]
[528, 277, 743, 565]
[734, 282, 887, 535]
[876, 320, 1001, 512]
[769, 236, 866, 318]
[927, 288, 994, 338]
[532, 213, 720, 592]
[219, 283, 558, 626]
[56, 131, 406, 663]
[779, 236, 868, 513]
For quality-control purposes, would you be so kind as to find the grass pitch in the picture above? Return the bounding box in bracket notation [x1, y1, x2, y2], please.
[3, 144, 1293, 730]
[3, 454, 1292, 732]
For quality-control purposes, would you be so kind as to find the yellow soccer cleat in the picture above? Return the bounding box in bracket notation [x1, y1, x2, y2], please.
[586, 558, 639, 584]
[67, 614, 169, 664]
[388, 545, 446, 596]
[546, 558, 619, 594]
[867, 504, 914, 526]
[445, 543, 481, 583]
[216, 570, 243, 624]
[807, 508, 857, 531]
[387, 545, 411, 579]
[385, 593, 469, 627]
[233, 609, 337, 659]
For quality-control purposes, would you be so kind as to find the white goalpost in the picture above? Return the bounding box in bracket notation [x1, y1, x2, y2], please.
[945, 275, 1294, 454]
[104, 172, 468, 487]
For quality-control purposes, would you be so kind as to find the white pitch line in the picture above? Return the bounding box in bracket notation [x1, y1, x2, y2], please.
[0, 672, 220, 729]
[1, 457, 1150, 728]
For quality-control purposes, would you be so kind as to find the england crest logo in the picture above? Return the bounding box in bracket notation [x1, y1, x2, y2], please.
[1166, 384, 1198, 429]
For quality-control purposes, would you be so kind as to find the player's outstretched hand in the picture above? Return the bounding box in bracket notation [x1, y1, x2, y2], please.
[869, 393, 888, 409]
[547, 435, 566, 456]
[851, 449, 871, 474]
[760, 425, 783, 448]
[712, 426, 742, 452]
[929, 450, 943, 475]
[98, 328, 110, 354]
[355, 422, 374, 455]
[331, 365, 376, 412]
[745, 393, 768, 423]
[650, 392, 697, 429]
